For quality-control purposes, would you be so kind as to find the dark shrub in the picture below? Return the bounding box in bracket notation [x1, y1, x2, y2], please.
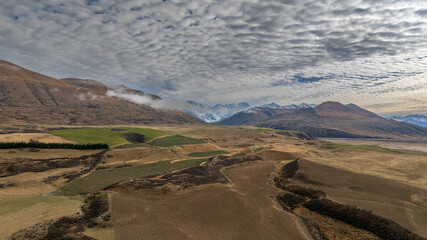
[304, 199, 424, 240]
[0, 141, 108, 150]
[122, 132, 146, 143]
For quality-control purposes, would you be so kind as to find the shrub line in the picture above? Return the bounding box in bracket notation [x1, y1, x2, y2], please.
[0, 141, 108, 150]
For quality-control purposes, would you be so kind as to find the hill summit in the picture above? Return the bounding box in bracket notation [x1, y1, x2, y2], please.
[0, 60, 201, 125]
[219, 101, 427, 139]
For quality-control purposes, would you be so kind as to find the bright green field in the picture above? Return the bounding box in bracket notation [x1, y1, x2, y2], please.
[50, 127, 168, 147]
[57, 158, 208, 196]
[149, 135, 205, 147]
[188, 150, 229, 157]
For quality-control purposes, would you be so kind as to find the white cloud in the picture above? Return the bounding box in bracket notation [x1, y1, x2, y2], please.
[0, 0, 426, 113]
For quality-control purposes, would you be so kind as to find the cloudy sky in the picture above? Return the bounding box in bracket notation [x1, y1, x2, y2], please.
[0, 0, 426, 115]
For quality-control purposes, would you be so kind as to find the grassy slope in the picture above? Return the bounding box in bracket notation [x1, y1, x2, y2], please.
[0, 195, 81, 239]
[321, 142, 427, 155]
[50, 127, 168, 147]
[245, 128, 301, 133]
[58, 158, 208, 195]
[149, 135, 205, 147]
[188, 150, 229, 157]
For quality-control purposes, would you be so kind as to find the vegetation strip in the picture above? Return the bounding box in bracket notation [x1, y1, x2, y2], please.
[0, 141, 108, 149]
[10, 193, 111, 240]
[58, 158, 209, 195]
[107, 155, 262, 191]
[254, 147, 267, 152]
[274, 159, 425, 240]
[1, 149, 107, 178]
[50, 127, 168, 147]
[303, 198, 424, 240]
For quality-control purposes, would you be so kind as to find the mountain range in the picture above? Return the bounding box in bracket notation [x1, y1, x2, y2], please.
[386, 115, 427, 128]
[0, 60, 201, 125]
[183, 102, 316, 122]
[1, 60, 426, 140]
[183, 101, 252, 123]
[218, 102, 427, 139]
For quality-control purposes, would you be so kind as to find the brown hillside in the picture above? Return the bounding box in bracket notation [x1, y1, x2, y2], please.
[0, 60, 201, 125]
[219, 101, 427, 139]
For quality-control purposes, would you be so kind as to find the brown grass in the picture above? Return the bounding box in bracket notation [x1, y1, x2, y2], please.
[321, 138, 427, 153]
[0, 167, 83, 196]
[287, 159, 427, 237]
[0, 195, 82, 239]
[293, 207, 381, 240]
[0, 148, 101, 160]
[102, 143, 222, 167]
[113, 161, 310, 240]
[0, 133, 74, 143]
[256, 150, 300, 161]
[307, 146, 427, 189]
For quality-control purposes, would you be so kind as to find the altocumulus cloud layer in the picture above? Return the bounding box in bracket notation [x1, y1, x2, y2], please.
[0, 0, 426, 114]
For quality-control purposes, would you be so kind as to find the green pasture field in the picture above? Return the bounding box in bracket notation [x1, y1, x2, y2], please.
[50, 127, 168, 147]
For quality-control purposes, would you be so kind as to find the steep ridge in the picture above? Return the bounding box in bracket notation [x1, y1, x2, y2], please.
[0, 60, 201, 125]
[219, 101, 427, 139]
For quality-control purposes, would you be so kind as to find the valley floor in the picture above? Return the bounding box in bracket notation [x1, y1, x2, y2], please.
[113, 161, 309, 240]
[0, 124, 426, 239]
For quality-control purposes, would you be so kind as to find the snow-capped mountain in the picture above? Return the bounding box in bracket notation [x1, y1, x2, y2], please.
[184, 101, 252, 123]
[183, 101, 317, 122]
[387, 115, 427, 128]
[261, 102, 317, 109]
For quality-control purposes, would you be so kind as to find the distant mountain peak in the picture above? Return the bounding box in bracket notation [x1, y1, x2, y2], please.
[316, 101, 345, 108]
[387, 114, 427, 128]
[184, 101, 319, 122]
[262, 102, 283, 108]
[183, 101, 252, 123]
[261, 102, 316, 109]
[219, 101, 427, 139]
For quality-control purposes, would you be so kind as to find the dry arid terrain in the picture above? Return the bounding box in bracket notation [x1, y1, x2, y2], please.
[321, 138, 427, 153]
[113, 161, 308, 240]
[0, 124, 426, 240]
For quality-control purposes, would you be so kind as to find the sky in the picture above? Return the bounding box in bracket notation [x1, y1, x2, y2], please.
[0, 0, 426, 115]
